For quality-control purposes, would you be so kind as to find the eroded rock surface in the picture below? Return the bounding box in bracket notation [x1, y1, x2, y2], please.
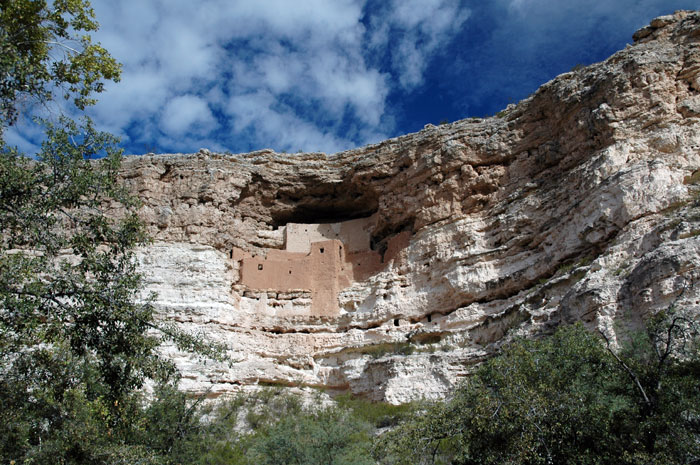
[122, 11, 700, 403]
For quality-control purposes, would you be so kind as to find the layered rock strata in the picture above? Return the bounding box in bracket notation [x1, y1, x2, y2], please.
[121, 11, 700, 403]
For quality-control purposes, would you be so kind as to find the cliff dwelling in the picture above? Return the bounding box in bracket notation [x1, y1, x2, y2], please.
[111, 11, 700, 405]
[232, 214, 410, 316]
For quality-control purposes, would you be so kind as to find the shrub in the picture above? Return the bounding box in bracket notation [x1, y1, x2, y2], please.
[375, 322, 700, 465]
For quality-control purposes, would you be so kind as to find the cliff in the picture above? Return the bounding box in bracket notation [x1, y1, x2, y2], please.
[120, 11, 700, 403]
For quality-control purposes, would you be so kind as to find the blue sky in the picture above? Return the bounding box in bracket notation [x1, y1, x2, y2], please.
[5, 0, 699, 156]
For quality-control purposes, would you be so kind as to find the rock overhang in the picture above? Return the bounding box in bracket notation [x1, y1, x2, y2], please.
[121, 11, 700, 402]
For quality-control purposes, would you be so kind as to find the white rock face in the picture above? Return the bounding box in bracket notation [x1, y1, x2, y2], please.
[125, 12, 700, 403]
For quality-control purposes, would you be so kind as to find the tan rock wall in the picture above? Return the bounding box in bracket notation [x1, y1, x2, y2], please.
[125, 11, 700, 403]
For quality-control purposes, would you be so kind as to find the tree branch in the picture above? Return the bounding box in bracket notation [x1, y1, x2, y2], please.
[598, 330, 651, 406]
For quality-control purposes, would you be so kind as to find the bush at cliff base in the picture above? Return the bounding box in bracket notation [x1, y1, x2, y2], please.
[374, 321, 700, 465]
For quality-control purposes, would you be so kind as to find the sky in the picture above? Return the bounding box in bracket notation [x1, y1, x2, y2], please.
[5, 0, 700, 156]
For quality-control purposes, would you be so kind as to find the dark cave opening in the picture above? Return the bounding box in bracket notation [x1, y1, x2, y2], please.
[269, 202, 379, 228]
[259, 176, 381, 228]
[370, 217, 415, 256]
[238, 174, 414, 252]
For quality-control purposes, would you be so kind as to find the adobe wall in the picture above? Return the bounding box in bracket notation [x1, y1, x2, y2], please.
[235, 247, 311, 291]
[232, 215, 408, 316]
[234, 239, 385, 316]
[285, 214, 377, 253]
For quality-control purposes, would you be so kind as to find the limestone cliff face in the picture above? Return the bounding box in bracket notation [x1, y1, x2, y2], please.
[121, 11, 700, 403]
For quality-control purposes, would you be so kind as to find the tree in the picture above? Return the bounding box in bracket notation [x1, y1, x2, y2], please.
[375, 323, 700, 465]
[0, 2, 213, 463]
[600, 300, 700, 464]
[0, 0, 121, 126]
[0, 117, 172, 463]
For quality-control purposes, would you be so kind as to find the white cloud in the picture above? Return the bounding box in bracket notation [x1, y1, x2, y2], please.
[161, 95, 216, 136]
[225, 91, 351, 153]
[83, 0, 471, 154]
[9, 0, 695, 156]
[368, 0, 471, 90]
[2, 124, 42, 154]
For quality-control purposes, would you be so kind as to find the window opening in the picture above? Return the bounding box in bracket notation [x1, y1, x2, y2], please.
[258, 264, 263, 270]
[394, 319, 399, 327]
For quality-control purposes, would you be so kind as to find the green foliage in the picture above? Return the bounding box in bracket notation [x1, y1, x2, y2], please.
[0, 117, 226, 463]
[0, 1, 229, 462]
[375, 322, 700, 465]
[158, 389, 375, 465]
[0, 1, 228, 462]
[0, 0, 121, 125]
[247, 406, 374, 465]
[243, 387, 303, 430]
[0, 117, 155, 394]
[335, 393, 417, 429]
[0, 117, 171, 463]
